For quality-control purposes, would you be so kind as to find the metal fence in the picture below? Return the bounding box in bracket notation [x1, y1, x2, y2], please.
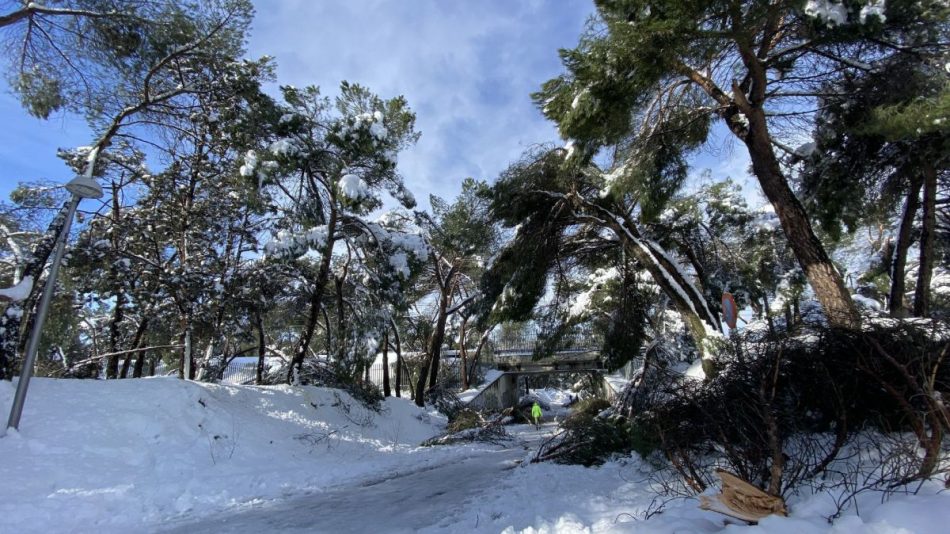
[366, 361, 414, 392]
[366, 357, 494, 392]
[154, 360, 264, 385]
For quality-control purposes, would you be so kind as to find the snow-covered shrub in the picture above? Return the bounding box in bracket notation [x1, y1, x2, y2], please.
[627, 319, 949, 499]
[260, 359, 383, 411]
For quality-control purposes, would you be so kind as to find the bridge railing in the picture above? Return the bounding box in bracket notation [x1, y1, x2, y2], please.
[487, 324, 602, 358]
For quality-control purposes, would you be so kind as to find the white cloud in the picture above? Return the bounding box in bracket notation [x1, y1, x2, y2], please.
[247, 0, 593, 209]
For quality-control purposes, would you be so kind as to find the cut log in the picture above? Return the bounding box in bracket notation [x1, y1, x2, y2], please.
[699, 469, 787, 523]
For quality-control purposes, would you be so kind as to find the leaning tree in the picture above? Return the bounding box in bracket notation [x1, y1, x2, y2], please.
[534, 0, 948, 328]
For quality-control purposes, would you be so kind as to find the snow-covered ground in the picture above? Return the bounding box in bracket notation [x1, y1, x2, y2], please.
[1, 378, 948, 533]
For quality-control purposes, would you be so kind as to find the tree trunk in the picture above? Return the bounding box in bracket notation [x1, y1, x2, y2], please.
[415, 283, 452, 407]
[119, 352, 133, 379]
[323, 307, 333, 362]
[459, 323, 469, 390]
[602, 213, 720, 375]
[287, 210, 337, 384]
[741, 107, 860, 328]
[120, 317, 149, 379]
[762, 293, 775, 336]
[391, 318, 403, 398]
[255, 309, 266, 385]
[914, 163, 937, 317]
[334, 276, 347, 367]
[382, 331, 391, 397]
[132, 348, 147, 378]
[467, 325, 493, 385]
[180, 321, 194, 380]
[106, 287, 125, 379]
[889, 174, 923, 317]
[427, 293, 450, 388]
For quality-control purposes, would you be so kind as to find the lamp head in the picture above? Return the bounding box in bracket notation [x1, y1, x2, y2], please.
[65, 175, 103, 199]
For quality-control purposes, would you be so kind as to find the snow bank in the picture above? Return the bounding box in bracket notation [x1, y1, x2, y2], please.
[472, 456, 950, 534]
[1, 378, 947, 533]
[530, 387, 574, 408]
[0, 378, 444, 532]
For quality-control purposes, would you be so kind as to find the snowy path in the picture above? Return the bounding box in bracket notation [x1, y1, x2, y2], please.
[155, 424, 556, 534]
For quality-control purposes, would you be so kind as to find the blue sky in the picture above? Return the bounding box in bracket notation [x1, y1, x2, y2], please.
[1, 0, 755, 210]
[245, 0, 598, 207]
[0, 92, 91, 199]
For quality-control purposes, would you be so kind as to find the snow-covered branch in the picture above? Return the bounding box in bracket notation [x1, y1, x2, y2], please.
[0, 275, 33, 303]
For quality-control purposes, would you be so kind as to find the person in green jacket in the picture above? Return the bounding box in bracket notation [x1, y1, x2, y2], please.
[531, 401, 542, 430]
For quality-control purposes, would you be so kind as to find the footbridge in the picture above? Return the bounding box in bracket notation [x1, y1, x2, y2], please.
[462, 327, 609, 411]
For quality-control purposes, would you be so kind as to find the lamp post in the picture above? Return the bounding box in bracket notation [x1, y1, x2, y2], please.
[5, 166, 103, 433]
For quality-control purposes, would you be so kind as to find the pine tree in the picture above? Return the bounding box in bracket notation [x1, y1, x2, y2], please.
[481, 148, 726, 373]
[0, 1, 260, 380]
[534, 0, 948, 328]
[0, 0, 254, 119]
[412, 178, 498, 405]
[252, 83, 423, 384]
[799, 56, 948, 317]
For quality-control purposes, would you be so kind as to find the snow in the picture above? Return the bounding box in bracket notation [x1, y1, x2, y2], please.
[369, 120, 388, 140]
[238, 150, 258, 177]
[569, 291, 593, 319]
[636, 236, 719, 331]
[601, 163, 628, 197]
[571, 87, 589, 110]
[684, 357, 707, 380]
[0, 378, 445, 532]
[386, 230, 430, 262]
[805, 1, 848, 26]
[1, 379, 947, 533]
[860, 0, 886, 23]
[268, 138, 295, 156]
[852, 294, 883, 311]
[568, 268, 620, 319]
[338, 173, 369, 200]
[305, 225, 329, 247]
[735, 111, 750, 129]
[529, 387, 574, 408]
[564, 139, 577, 160]
[0, 275, 33, 302]
[794, 142, 817, 158]
[263, 225, 329, 258]
[389, 251, 410, 278]
[931, 268, 950, 297]
[339, 110, 389, 145]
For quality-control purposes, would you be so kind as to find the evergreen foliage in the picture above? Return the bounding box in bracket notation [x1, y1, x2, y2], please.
[1, 0, 254, 119]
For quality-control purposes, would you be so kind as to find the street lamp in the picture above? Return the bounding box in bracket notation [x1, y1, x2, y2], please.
[5, 169, 103, 433]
